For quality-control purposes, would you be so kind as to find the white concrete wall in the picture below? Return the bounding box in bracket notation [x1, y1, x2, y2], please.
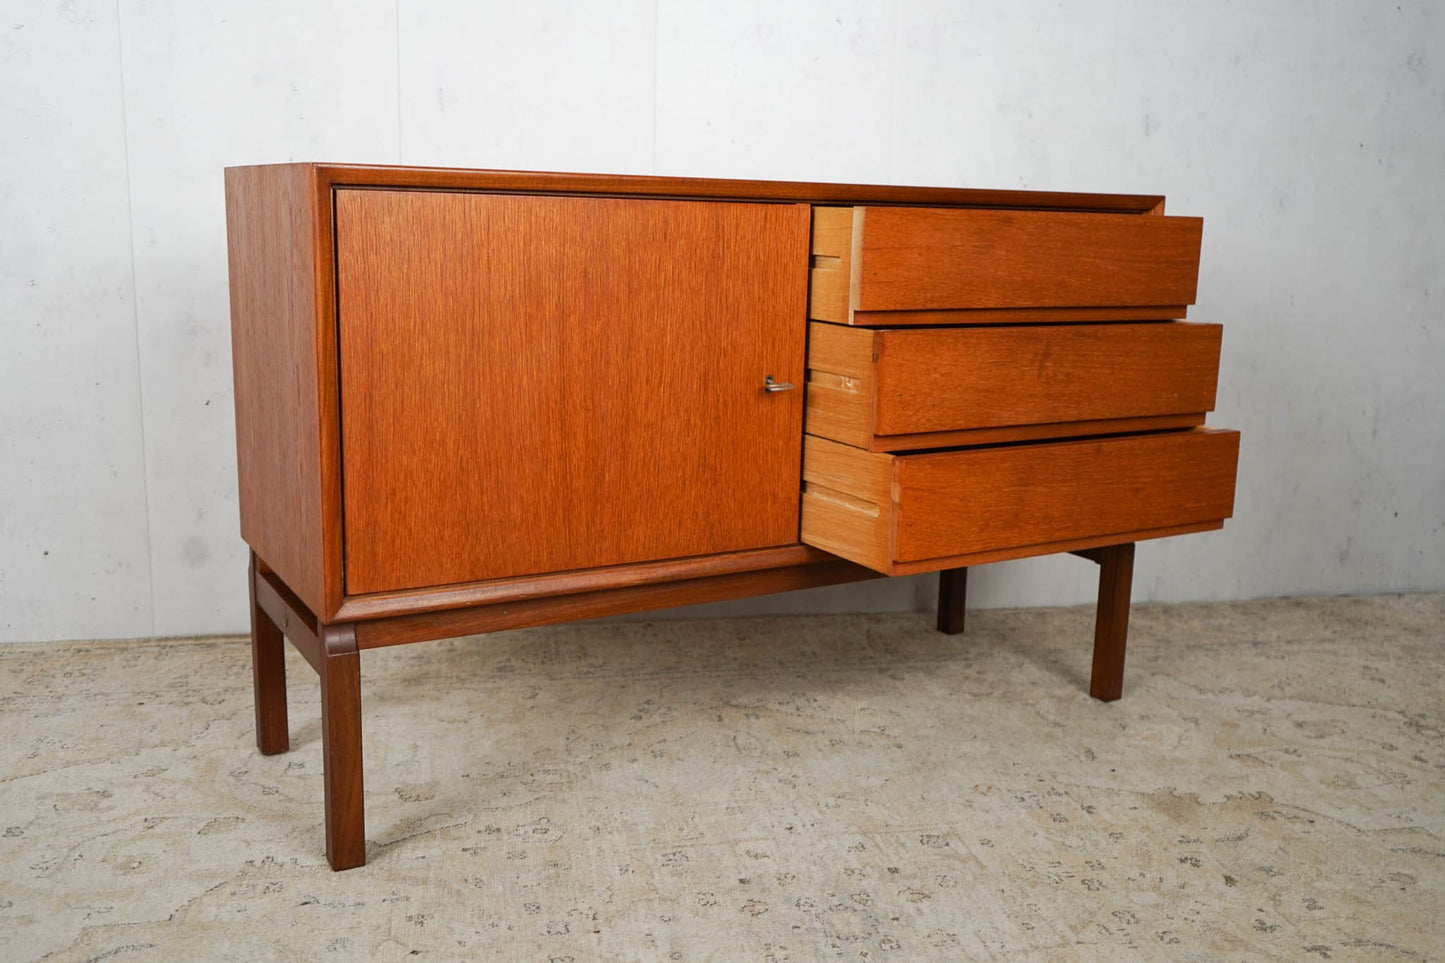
[3, 0, 1441, 642]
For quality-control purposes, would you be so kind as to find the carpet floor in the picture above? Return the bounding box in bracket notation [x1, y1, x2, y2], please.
[2, 593, 1442, 961]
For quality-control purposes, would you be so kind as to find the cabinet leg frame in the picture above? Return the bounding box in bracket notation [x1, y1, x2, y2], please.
[247, 541, 1137, 870]
[937, 552, 1136, 701]
[319, 624, 364, 870]
[249, 562, 367, 870]
[249, 552, 289, 755]
[1072, 543, 1136, 702]
[936, 567, 968, 635]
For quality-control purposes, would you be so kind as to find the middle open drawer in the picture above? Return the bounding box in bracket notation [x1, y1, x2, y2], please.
[805, 321, 1222, 452]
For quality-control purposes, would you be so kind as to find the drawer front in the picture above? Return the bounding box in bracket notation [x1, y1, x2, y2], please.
[807, 321, 1222, 451]
[801, 430, 1239, 575]
[810, 206, 1203, 325]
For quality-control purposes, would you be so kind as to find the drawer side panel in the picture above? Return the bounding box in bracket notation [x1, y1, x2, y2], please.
[225, 164, 330, 615]
[799, 436, 893, 573]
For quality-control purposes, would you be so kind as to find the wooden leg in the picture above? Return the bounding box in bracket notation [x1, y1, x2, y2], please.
[249, 552, 289, 755]
[936, 567, 968, 635]
[319, 623, 365, 870]
[1088, 543, 1135, 702]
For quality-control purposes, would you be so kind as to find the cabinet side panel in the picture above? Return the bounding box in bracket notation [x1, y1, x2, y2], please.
[225, 165, 326, 614]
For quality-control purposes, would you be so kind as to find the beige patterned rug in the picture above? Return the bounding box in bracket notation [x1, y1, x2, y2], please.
[2, 594, 1442, 960]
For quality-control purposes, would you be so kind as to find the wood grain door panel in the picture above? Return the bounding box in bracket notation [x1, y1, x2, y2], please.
[336, 190, 810, 594]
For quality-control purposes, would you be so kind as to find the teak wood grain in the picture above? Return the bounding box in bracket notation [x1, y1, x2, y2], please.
[227, 163, 1238, 870]
[223, 164, 1194, 617]
[334, 545, 837, 622]
[894, 430, 1237, 565]
[936, 567, 968, 635]
[305, 163, 1166, 213]
[1086, 543, 1135, 702]
[805, 321, 1222, 450]
[336, 190, 811, 594]
[318, 624, 363, 870]
[249, 551, 289, 755]
[798, 438, 895, 573]
[353, 559, 879, 649]
[801, 430, 1239, 574]
[225, 165, 338, 617]
[809, 206, 1203, 324]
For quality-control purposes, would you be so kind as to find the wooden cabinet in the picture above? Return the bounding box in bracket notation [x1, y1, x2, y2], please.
[226, 163, 1239, 869]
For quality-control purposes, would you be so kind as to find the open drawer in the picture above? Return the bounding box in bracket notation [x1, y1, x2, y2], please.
[809, 205, 1203, 326]
[800, 429, 1240, 575]
[806, 320, 1223, 451]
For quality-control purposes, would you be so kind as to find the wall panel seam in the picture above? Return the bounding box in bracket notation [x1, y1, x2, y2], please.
[113, 0, 157, 636]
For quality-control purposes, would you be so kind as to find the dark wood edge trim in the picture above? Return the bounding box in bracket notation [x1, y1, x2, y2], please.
[866, 414, 1208, 453]
[1089, 542, 1136, 702]
[936, 567, 967, 635]
[222, 163, 1173, 213]
[885, 520, 1225, 576]
[897, 425, 1236, 461]
[321, 622, 359, 660]
[334, 545, 837, 622]
[254, 567, 323, 675]
[844, 307, 1191, 326]
[316, 621, 363, 871]
[354, 559, 879, 649]
[309, 166, 345, 621]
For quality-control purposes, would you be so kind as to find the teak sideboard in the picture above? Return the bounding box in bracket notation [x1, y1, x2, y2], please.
[224, 163, 1239, 870]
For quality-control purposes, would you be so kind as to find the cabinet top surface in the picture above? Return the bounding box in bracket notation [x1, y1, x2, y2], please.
[223, 162, 1166, 213]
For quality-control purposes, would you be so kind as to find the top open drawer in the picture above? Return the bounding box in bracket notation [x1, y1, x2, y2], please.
[809, 206, 1203, 326]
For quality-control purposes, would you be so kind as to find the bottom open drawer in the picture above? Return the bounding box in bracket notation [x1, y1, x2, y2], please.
[801, 429, 1240, 575]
